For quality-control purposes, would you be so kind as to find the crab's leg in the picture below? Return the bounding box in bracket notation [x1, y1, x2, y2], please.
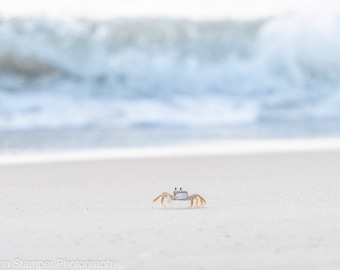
[161, 195, 167, 207]
[188, 196, 197, 207]
[192, 197, 198, 207]
[195, 197, 199, 206]
[198, 195, 206, 205]
[188, 194, 206, 207]
[152, 194, 162, 203]
[190, 198, 194, 207]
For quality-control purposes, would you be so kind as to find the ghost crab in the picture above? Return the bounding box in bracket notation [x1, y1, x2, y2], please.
[153, 187, 206, 208]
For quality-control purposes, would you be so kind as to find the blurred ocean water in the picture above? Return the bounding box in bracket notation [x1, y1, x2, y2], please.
[0, 1, 340, 149]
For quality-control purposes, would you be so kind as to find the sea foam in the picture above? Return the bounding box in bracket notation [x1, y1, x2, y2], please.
[0, 14, 340, 131]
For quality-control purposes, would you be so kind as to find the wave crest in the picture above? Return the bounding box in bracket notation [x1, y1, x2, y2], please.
[1, 15, 340, 131]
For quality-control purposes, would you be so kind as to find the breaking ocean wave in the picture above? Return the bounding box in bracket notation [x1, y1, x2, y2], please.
[1, 14, 340, 131]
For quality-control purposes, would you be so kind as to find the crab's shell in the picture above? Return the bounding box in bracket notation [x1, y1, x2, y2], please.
[174, 190, 188, 200]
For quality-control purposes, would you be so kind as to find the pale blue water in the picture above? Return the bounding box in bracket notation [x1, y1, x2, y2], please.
[1, 14, 340, 150]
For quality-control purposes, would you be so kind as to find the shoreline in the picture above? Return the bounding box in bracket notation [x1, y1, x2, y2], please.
[2, 138, 340, 165]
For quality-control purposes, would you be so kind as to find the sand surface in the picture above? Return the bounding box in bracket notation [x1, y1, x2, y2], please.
[1, 148, 340, 269]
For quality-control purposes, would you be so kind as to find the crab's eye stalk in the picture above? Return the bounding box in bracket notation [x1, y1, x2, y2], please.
[175, 187, 177, 190]
[180, 187, 182, 190]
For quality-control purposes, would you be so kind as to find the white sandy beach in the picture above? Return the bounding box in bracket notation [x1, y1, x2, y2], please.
[1, 140, 340, 270]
